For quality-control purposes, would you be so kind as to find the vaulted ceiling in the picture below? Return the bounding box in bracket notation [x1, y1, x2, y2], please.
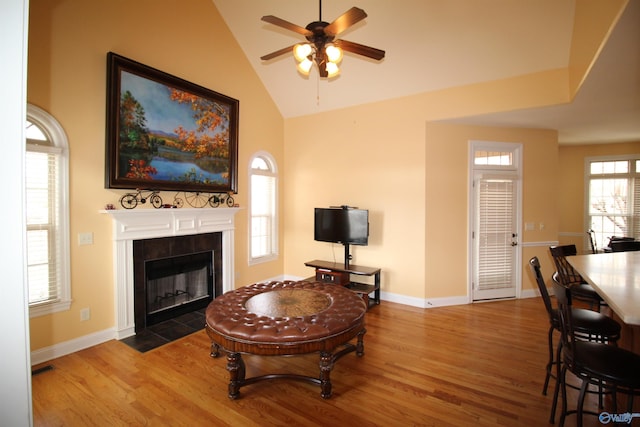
[212, 0, 640, 144]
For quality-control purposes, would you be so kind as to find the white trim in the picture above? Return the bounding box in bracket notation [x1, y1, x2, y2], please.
[248, 151, 279, 265]
[2, 0, 32, 420]
[30, 328, 116, 366]
[102, 208, 240, 339]
[583, 154, 640, 252]
[26, 104, 72, 318]
[468, 140, 523, 302]
[521, 240, 560, 247]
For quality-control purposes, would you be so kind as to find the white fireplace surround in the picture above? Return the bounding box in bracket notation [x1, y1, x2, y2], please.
[102, 207, 239, 339]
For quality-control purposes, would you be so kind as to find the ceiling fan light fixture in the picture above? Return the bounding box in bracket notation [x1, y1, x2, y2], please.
[293, 43, 313, 62]
[326, 61, 340, 78]
[297, 58, 313, 75]
[261, 4, 384, 79]
[325, 44, 343, 63]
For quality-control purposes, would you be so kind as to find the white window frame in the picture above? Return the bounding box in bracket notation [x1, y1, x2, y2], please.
[26, 104, 71, 317]
[248, 151, 278, 265]
[584, 154, 640, 251]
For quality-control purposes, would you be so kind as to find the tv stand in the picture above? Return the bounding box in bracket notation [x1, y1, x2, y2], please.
[343, 243, 352, 270]
[304, 259, 381, 307]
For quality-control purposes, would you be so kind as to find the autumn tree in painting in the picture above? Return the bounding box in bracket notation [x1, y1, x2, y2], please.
[169, 89, 230, 160]
[119, 90, 150, 149]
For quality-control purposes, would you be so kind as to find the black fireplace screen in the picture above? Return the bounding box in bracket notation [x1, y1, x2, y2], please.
[144, 251, 213, 326]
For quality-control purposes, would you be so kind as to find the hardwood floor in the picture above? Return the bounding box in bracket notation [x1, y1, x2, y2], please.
[32, 298, 623, 426]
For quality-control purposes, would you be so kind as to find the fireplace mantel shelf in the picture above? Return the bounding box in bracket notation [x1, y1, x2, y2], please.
[101, 207, 241, 241]
[102, 207, 240, 339]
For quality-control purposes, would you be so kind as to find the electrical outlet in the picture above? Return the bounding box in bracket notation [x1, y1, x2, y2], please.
[80, 308, 90, 321]
[78, 232, 93, 245]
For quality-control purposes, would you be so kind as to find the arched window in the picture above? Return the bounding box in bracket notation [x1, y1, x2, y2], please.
[26, 104, 71, 317]
[249, 152, 278, 264]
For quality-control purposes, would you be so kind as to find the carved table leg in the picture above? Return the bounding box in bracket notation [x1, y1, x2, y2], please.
[356, 328, 366, 356]
[227, 352, 245, 400]
[319, 351, 333, 399]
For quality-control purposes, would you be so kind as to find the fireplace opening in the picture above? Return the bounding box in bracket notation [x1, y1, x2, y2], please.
[133, 232, 223, 333]
[145, 251, 213, 326]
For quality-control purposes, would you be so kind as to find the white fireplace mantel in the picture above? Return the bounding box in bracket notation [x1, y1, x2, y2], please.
[101, 207, 240, 339]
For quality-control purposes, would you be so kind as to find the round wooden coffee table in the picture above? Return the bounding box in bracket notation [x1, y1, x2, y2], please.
[205, 280, 367, 399]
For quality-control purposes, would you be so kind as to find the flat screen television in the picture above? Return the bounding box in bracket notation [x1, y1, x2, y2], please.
[314, 207, 369, 246]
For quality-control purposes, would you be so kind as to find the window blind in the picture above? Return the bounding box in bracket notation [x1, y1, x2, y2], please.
[477, 178, 514, 291]
[250, 173, 275, 258]
[26, 146, 61, 305]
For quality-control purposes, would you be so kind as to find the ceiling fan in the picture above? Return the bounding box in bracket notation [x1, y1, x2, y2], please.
[260, 1, 385, 78]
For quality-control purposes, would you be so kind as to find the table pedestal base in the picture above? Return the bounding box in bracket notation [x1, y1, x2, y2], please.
[210, 328, 366, 399]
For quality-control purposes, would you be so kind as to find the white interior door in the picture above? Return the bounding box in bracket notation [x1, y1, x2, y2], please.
[472, 174, 519, 300]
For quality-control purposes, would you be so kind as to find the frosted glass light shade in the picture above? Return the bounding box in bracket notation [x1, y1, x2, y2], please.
[297, 58, 313, 74]
[293, 44, 312, 62]
[326, 61, 340, 77]
[325, 45, 343, 63]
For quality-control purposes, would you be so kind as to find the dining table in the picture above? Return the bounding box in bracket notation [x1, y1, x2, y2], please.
[568, 251, 640, 352]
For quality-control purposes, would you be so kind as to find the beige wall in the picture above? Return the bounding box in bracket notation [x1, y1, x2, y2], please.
[282, 92, 560, 302]
[425, 123, 560, 298]
[557, 141, 640, 251]
[27, 0, 284, 351]
[283, 102, 427, 300]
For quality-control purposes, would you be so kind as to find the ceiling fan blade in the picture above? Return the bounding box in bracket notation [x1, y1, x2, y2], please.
[261, 15, 312, 37]
[260, 45, 296, 61]
[336, 39, 385, 61]
[324, 7, 367, 36]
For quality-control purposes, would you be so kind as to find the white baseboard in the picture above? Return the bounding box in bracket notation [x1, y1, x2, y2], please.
[31, 328, 116, 366]
[521, 288, 541, 299]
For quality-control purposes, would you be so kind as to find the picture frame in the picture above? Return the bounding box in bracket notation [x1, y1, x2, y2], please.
[105, 52, 238, 194]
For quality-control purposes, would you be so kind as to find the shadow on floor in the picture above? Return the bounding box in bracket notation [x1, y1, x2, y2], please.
[120, 309, 205, 353]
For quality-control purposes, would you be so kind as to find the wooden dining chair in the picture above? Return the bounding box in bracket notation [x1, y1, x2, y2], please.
[549, 245, 605, 311]
[529, 257, 621, 423]
[552, 279, 640, 427]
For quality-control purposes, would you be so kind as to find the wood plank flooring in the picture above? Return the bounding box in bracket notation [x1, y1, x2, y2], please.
[31, 298, 624, 426]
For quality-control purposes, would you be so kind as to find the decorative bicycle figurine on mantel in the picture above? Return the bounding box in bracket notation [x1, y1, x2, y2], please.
[119, 189, 163, 209]
[175, 191, 235, 208]
[119, 189, 235, 209]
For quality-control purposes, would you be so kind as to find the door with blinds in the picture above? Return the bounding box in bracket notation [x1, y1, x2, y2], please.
[469, 141, 522, 302]
[472, 175, 518, 300]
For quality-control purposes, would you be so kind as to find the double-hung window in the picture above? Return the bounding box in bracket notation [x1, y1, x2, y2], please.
[586, 155, 640, 249]
[249, 152, 278, 264]
[26, 104, 71, 317]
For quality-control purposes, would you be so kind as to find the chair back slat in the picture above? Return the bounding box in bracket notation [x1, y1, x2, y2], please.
[528, 256, 554, 321]
[549, 245, 583, 285]
[587, 230, 597, 254]
[551, 278, 577, 367]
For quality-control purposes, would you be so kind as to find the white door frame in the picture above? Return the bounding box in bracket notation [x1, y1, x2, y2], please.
[467, 141, 523, 302]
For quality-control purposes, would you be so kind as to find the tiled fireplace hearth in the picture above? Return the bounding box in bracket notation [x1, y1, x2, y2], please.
[102, 207, 239, 339]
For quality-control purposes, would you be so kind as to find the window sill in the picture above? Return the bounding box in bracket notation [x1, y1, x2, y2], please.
[29, 299, 71, 318]
[249, 254, 278, 266]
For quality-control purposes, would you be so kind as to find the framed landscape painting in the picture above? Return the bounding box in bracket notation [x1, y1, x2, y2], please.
[105, 52, 238, 193]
